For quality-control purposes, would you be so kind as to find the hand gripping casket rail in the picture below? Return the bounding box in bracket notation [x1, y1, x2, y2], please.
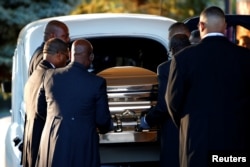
[97, 66, 158, 143]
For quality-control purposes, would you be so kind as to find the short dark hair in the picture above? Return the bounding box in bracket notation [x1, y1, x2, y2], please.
[43, 38, 68, 55]
[189, 30, 200, 44]
[201, 6, 225, 20]
[168, 22, 190, 38]
[169, 34, 191, 55]
[168, 22, 188, 31]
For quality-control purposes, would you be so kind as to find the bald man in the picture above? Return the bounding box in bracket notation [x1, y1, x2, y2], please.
[71, 40, 94, 68]
[35, 39, 113, 167]
[166, 6, 250, 167]
[28, 20, 70, 76]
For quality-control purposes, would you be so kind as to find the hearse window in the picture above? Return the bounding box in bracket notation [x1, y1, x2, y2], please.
[74, 37, 168, 74]
[236, 25, 250, 49]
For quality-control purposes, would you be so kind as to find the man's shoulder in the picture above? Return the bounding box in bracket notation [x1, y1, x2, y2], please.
[29, 66, 47, 78]
[157, 60, 171, 76]
[158, 60, 170, 70]
[31, 43, 44, 59]
[25, 67, 46, 90]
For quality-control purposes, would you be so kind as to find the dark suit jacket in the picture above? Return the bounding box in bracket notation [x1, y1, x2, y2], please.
[167, 36, 250, 167]
[146, 61, 170, 126]
[35, 62, 113, 167]
[22, 60, 53, 167]
[145, 60, 179, 167]
[28, 43, 44, 76]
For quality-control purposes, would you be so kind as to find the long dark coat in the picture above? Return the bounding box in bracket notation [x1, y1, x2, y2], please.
[167, 36, 250, 167]
[35, 62, 113, 167]
[145, 60, 179, 167]
[28, 43, 44, 76]
[22, 60, 54, 167]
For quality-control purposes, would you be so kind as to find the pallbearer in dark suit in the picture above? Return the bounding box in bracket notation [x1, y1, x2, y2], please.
[22, 38, 69, 167]
[28, 20, 70, 76]
[140, 34, 191, 167]
[166, 6, 250, 167]
[36, 39, 113, 167]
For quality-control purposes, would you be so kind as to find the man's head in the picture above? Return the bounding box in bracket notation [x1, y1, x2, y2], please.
[71, 39, 94, 69]
[169, 34, 191, 57]
[44, 20, 70, 43]
[189, 30, 201, 44]
[168, 22, 191, 40]
[43, 38, 69, 68]
[198, 6, 226, 39]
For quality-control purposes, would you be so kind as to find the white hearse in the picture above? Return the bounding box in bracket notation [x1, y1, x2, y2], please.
[5, 13, 176, 167]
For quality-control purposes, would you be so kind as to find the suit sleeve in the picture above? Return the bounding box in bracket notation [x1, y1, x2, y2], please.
[145, 64, 170, 126]
[28, 47, 43, 76]
[166, 57, 185, 127]
[36, 83, 47, 120]
[36, 71, 49, 121]
[95, 78, 113, 134]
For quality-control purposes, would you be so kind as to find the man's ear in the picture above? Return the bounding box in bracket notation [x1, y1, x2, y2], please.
[199, 22, 206, 32]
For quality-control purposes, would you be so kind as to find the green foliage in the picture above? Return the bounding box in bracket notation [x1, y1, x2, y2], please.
[71, 0, 222, 21]
[0, 0, 226, 67]
[0, 0, 231, 99]
[0, 0, 81, 64]
[0, 0, 82, 99]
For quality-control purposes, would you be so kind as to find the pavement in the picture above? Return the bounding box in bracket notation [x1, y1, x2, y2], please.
[0, 109, 11, 167]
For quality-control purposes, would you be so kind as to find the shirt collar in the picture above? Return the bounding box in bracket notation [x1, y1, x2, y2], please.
[203, 32, 224, 38]
[49, 62, 56, 68]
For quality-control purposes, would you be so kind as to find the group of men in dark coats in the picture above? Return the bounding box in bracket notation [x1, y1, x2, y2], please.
[167, 6, 250, 167]
[22, 21, 113, 167]
[22, 5, 250, 167]
[22, 20, 71, 167]
[141, 6, 250, 167]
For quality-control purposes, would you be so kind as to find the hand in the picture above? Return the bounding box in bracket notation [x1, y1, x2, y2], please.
[140, 116, 150, 129]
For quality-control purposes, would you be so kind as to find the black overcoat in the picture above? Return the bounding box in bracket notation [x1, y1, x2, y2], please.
[146, 60, 179, 167]
[35, 62, 113, 167]
[167, 36, 250, 167]
[22, 60, 53, 167]
[28, 43, 44, 76]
